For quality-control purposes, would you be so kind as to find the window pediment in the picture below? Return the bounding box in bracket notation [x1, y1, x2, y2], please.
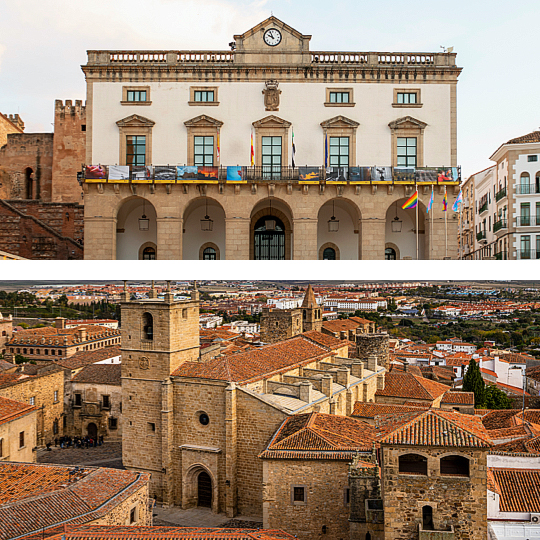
[388, 116, 427, 130]
[116, 114, 155, 128]
[184, 114, 224, 128]
[320, 115, 360, 129]
[252, 115, 292, 129]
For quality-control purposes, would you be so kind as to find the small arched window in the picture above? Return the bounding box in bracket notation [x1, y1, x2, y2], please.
[385, 247, 397, 260]
[422, 505, 434, 530]
[520, 172, 530, 194]
[203, 247, 217, 260]
[323, 247, 336, 260]
[142, 312, 153, 340]
[440, 455, 469, 476]
[398, 453, 427, 475]
[142, 247, 156, 260]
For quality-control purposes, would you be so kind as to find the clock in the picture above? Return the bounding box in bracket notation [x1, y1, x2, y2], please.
[263, 28, 282, 47]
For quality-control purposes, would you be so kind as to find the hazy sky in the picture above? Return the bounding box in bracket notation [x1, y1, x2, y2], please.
[1, 0, 538, 178]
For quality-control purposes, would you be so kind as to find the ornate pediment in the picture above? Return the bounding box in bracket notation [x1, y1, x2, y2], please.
[184, 114, 224, 128]
[320, 115, 360, 129]
[252, 115, 292, 129]
[234, 16, 311, 50]
[388, 116, 427, 130]
[116, 114, 155, 128]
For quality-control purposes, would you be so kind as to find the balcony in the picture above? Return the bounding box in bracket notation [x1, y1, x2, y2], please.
[495, 187, 507, 202]
[479, 201, 488, 214]
[516, 249, 540, 260]
[515, 215, 540, 227]
[495, 251, 508, 260]
[83, 165, 461, 185]
[476, 231, 486, 241]
[493, 219, 507, 233]
[516, 183, 540, 195]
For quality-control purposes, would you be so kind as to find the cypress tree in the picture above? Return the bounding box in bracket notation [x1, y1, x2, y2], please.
[463, 358, 485, 408]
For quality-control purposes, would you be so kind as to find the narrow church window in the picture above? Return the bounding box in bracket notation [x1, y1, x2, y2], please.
[148, 422, 156, 432]
[142, 312, 153, 340]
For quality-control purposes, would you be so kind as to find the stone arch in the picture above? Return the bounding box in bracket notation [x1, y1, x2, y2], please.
[319, 242, 340, 260]
[385, 197, 427, 260]
[250, 198, 293, 260]
[385, 242, 400, 260]
[398, 452, 428, 475]
[24, 167, 34, 199]
[199, 242, 220, 260]
[183, 464, 219, 513]
[183, 197, 225, 260]
[116, 196, 158, 260]
[439, 453, 470, 476]
[317, 197, 361, 259]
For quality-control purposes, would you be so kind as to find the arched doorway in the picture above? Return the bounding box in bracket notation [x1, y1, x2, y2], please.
[142, 246, 156, 259]
[182, 197, 225, 260]
[116, 197, 158, 260]
[323, 247, 336, 260]
[385, 198, 426, 260]
[197, 471, 212, 507]
[250, 199, 293, 260]
[87, 423, 98, 439]
[317, 198, 361, 259]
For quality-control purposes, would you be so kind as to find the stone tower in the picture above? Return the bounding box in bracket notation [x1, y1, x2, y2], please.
[121, 281, 200, 499]
[301, 284, 322, 332]
[259, 307, 302, 344]
[355, 333, 390, 371]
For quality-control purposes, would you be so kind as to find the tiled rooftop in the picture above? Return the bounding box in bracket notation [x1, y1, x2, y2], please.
[302, 330, 344, 350]
[71, 364, 122, 385]
[172, 336, 333, 384]
[441, 392, 474, 405]
[55, 346, 121, 370]
[506, 131, 540, 144]
[352, 402, 428, 418]
[0, 396, 36, 426]
[8, 325, 120, 347]
[491, 468, 540, 512]
[376, 372, 449, 401]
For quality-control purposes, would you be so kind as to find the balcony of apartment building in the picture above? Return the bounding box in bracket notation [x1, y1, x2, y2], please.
[515, 175, 540, 196]
[514, 215, 540, 228]
[495, 186, 507, 202]
[478, 200, 489, 215]
[495, 250, 508, 260]
[476, 230, 486, 242]
[516, 249, 540, 260]
[493, 218, 507, 234]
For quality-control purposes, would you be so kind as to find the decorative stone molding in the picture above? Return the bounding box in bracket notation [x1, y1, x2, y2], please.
[116, 114, 156, 166]
[184, 115, 224, 166]
[388, 116, 427, 168]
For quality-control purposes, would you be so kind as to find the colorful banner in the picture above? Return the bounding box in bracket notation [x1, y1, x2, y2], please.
[131, 166, 153, 182]
[154, 166, 177, 182]
[177, 166, 198, 181]
[349, 167, 371, 183]
[325, 167, 347, 183]
[85, 165, 107, 181]
[415, 167, 438, 182]
[402, 190, 418, 210]
[108, 165, 130, 182]
[197, 166, 219, 182]
[227, 166, 245, 182]
[437, 167, 460, 182]
[394, 167, 416, 182]
[371, 166, 392, 181]
[299, 167, 320, 184]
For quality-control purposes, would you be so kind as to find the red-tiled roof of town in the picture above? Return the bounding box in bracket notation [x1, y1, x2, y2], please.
[379, 409, 492, 448]
[8, 325, 120, 347]
[487, 425, 530, 441]
[491, 468, 540, 512]
[172, 336, 333, 384]
[0, 463, 150, 540]
[259, 412, 377, 459]
[444, 357, 469, 367]
[480, 368, 498, 378]
[352, 402, 428, 419]
[482, 410, 525, 430]
[389, 364, 423, 377]
[321, 318, 370, 334]
[441, 392, 474, 405]
[71, 364, 121, 385]
[0, 359, 15, 372]
[349, 316, 374, 325]
[0, 396, 36, 426]
[55, 346, 121, 370]
[43, 526, 297, 540]
[492, 436, 540, 454]
[0, 366, 63, 390]
[506, 131, 540, 144]
[375, 372, 449, 401]
[302, 330, 344, 351]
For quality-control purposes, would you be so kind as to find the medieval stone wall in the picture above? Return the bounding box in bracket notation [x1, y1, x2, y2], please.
[263, 459, 351, 540]
[355, 334, 390, 370]
[260, 308, 302, 344]
[381, 445, 487, 540]
[0, 113, 24, 149]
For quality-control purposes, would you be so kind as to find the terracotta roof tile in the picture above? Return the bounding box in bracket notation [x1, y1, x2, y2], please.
[491, 468, 540, 512]
[302, 330, 343, 350]
[376, 372, 449, 401]
[506, 131, 540, 144]
[441, 392, 475, 405]
[55, 347, 121, 370]
[0, 396, 36, 426]
[352, 402, 428, 419]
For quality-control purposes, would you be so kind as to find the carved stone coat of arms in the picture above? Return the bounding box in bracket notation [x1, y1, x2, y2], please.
[262, 80, 281, 111]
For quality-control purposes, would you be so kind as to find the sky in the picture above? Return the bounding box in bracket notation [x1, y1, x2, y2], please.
[0, 0, 539, 179]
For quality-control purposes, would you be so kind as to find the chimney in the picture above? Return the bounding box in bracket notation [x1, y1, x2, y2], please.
[377, 373, 385, 390]
[55, 317, 66, 330]
[78, 328, 87, 341]
[336, 367, 350, 388]
[299, 381, 313, 403]
[367, 355, 378, 372]
[321, 374, 333, 397]
[351, 362, 364, 379]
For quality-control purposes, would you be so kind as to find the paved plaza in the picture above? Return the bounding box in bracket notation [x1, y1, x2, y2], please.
[37, 441, 123, 469]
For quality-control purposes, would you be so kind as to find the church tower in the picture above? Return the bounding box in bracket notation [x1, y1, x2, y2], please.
[121, 281, 200, 502]
[301, 284, 322, 332]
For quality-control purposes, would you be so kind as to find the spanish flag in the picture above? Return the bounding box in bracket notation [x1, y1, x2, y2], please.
[402, 190, 418, 210]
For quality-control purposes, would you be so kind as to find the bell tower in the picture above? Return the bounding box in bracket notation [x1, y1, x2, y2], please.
[121, 280, 200, 503]
[301, 284, 322, 333]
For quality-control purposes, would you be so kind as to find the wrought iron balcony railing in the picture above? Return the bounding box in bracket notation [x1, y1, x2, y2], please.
[516, 183, 540, 195]
[495, 187, 507, 201]
[479, 201, 488, 214]
[495, 251, 508, 260]
[476, 231, 486, 241]
[515, 215, 540, 227]
[516, 249, 540, 260]
[493, 219, 507, 233]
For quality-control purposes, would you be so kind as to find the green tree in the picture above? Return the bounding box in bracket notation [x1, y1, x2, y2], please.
[14, 354, 30, 364]
[483, 385, 512, 409]
[463, 359, 485, 408]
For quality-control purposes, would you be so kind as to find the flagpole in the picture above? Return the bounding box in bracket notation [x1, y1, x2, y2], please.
[416, 184, 419, 260]
[445, 186, 448, 259]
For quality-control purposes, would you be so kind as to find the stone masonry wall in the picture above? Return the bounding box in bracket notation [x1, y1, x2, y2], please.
[0, 113, 24, 149]
[381, 445, 487, 540]
[263, 459, 351, 540]
[0, 409, 37, 463]
[356, 334, 390, 370]
[0, 368, 64, 445]
[260, 308, 302, 344]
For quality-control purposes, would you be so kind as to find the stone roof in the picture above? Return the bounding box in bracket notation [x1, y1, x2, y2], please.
[441, 391, 474, 405]
[301, 284, 317, 309]
[506, 131, 540, 144]
[0, 396, 36, 426]
[378, 409, 492, 448]
[172, 335, 333, 384]
[55, 346, 121, 370]
[490, 468, 540, 512]
[259, 412, 377, 459]
[375, 372, 449, 401]
[71, 364, 122, 385]
[0, 463, 150, 540]
[44, 526, 296, 540]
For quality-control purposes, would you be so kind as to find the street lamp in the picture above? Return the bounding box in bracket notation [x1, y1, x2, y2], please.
[200, 198, 214, 231]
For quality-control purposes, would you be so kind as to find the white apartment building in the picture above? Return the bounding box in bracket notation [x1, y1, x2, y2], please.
[436, 341, 477, 354]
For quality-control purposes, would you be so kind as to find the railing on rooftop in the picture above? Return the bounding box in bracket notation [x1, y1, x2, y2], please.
[495, 187, 507, 202]
[83, 165, 461, 185]
[86, 50, 457, 68]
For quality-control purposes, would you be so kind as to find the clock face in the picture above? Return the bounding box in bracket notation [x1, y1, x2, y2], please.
[264, 28, 282, 47]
